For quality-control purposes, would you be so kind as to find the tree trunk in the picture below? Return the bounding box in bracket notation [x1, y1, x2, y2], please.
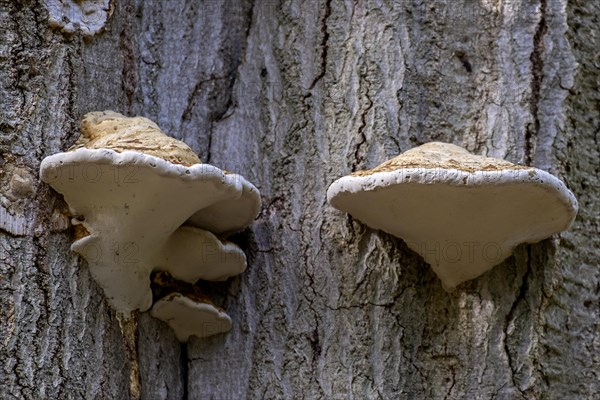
[1, 0, 598, 399]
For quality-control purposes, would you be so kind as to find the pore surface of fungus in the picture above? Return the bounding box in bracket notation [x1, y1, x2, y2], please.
[327, 142, 578, 290]
[150, 292, 232, 342]
[187, 175, 261, 236]
[156, 225, 247, 283]
[40, 111, 260, 315]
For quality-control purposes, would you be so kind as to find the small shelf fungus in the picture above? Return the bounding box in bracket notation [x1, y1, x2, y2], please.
[40, 111, 260, 340]
[151, 272, 232, 341]
[327, 142, 578, 291]
[158, 225, 247, 283]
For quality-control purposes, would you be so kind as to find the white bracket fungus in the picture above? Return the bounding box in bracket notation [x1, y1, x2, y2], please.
[188, 175, 262, 237]
[157, 226, 247, 283]
[327, 142, 578, 291]
[40, 111, 260, 340]
[150, 272, 232, 341]
[151, 293, 232, 342]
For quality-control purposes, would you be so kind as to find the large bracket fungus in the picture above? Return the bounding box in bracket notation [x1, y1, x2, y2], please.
[40, 111, 260, 340]
[327, 142, 578, 291]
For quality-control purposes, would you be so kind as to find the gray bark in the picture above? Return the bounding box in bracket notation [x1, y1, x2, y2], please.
[0, 0, 598, 399]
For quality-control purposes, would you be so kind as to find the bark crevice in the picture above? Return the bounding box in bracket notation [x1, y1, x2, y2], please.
[352, 70, 373, 172]
[308, 0, 332, 91]
[526, 0, 547, 165]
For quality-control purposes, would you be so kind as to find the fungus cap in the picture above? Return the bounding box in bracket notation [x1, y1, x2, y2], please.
[150, 292, 232, 342]
[157, 225, 247, 283]
[187, 175, 261, 236]
[327, 142, 578, 290]
[41, 148, 242, 311]
[39, 111, 259, 312]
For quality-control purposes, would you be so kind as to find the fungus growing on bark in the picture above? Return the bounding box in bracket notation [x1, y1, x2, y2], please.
[157, 225, 247, 283]
[187, 175, 261, 237]
[40, 111, 260, 316]
[150, 272, 232, 341]
[151, 293, 232, 342]
[327, 142, 578, 291]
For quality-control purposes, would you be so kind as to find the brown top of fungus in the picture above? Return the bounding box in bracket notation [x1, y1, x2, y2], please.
[71, 111, 201, 166]
[352, 142, 530, 176]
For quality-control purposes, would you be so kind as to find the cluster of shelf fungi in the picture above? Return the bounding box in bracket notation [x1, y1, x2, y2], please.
[40, 111, 261, 341]
[40, 111, 577, 341]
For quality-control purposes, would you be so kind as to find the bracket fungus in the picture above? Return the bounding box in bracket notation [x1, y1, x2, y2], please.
[157, 225, 247, 283]
[151, 293, 232, 342]
[40, 111, 260, 340]
[188, 174, 262, 236]
[327, 142, 578, 291]
[150, 272, 232, 341]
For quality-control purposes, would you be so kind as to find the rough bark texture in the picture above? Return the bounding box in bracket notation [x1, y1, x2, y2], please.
[0, 0, 598, 399]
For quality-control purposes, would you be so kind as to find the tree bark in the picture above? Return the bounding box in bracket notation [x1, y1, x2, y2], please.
[0, 0, 598, 399]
